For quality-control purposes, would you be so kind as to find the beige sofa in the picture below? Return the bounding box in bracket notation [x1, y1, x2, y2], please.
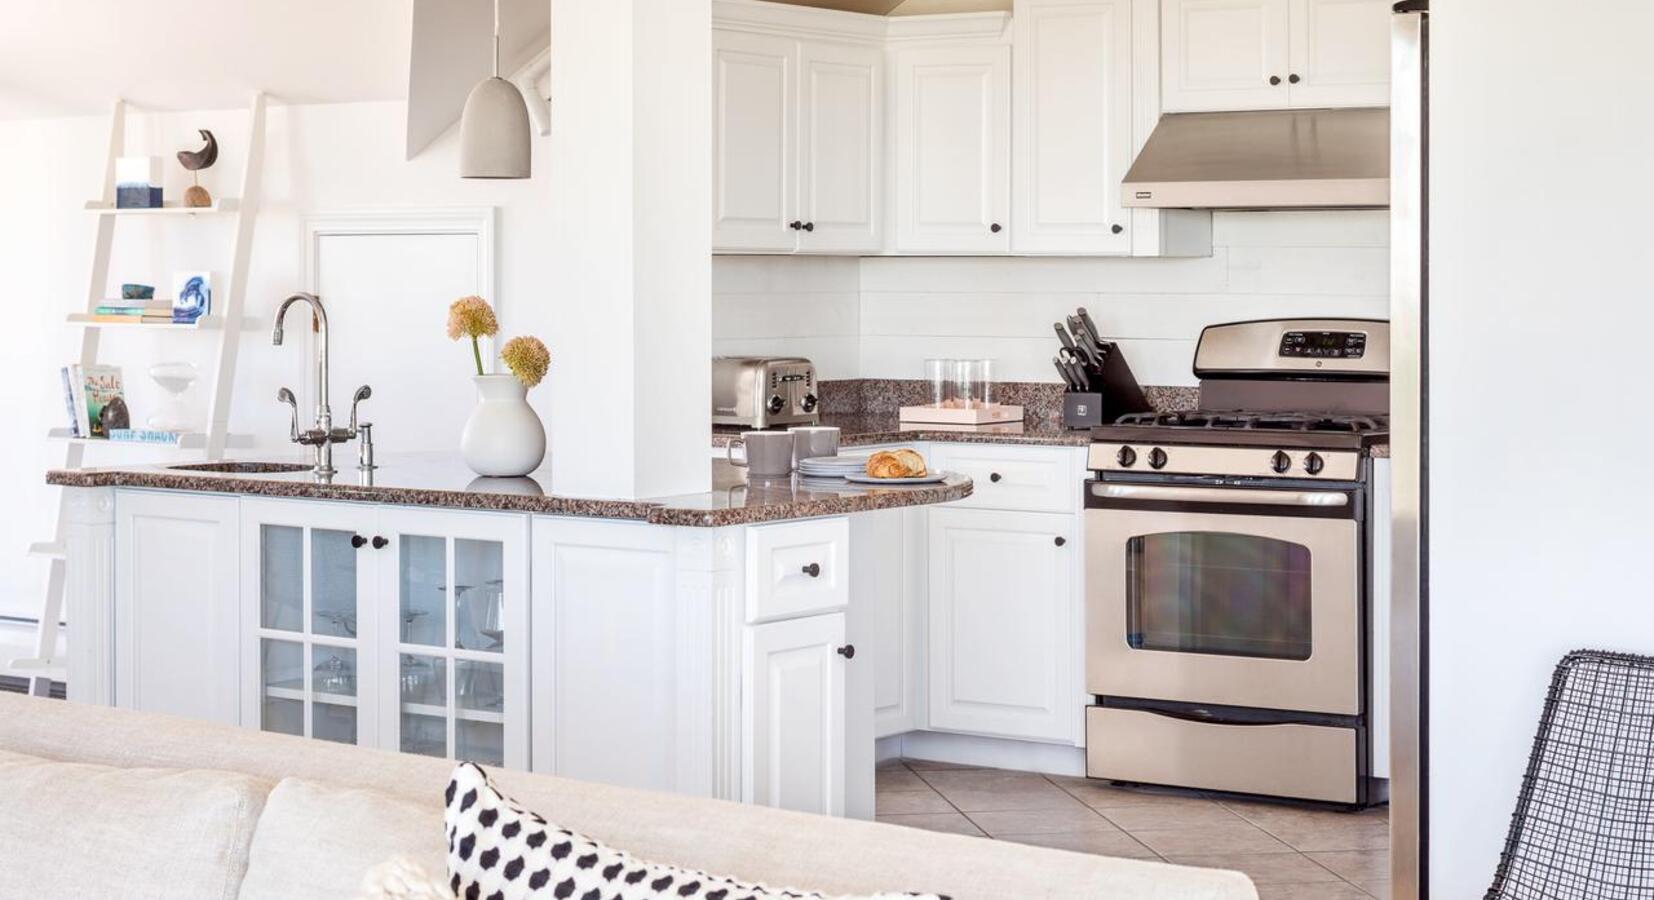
[0, 694, 1256, 900]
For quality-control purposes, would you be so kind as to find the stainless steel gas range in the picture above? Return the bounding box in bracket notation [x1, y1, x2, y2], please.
[1083, 318, 1389, 807]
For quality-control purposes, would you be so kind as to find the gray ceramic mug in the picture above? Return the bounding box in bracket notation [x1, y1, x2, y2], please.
[728, 431, 796, 478]
[788, 426, 841, 463]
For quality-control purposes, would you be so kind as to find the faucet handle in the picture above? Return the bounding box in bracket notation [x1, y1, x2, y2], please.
[276, 387, 299, 442]
[348, 385, 372, 434]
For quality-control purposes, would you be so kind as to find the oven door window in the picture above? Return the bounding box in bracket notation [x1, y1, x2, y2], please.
[1126, 531, 1312, 661]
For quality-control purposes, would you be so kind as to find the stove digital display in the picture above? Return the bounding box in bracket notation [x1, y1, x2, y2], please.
[1279, 330, 1367, 359]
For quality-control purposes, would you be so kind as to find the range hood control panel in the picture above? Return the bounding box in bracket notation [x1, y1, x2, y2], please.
[1278, 330, 1368, 360]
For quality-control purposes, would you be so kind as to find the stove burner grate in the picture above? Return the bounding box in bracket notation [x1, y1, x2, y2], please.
[1114, 411, 1387, 433]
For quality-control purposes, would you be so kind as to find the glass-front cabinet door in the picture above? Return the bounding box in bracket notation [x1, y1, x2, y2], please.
[241, 500, 381, 746]
[377, 508, 530, 769]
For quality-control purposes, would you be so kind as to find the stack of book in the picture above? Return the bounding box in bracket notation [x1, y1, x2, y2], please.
[85, 297, 179, 324]
[59, 364, 124, 438]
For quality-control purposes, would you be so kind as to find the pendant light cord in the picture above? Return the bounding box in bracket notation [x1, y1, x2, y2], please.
[492, 0, 501, 78]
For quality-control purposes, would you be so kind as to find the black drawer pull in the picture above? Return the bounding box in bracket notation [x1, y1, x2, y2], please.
[989, 472, 1003, 483]
[1054, 536, 1067, 547]
[802, 563, 821, 578]
[836, 644, 856, 659]
[371, 535, 388, 550]
[350, 534, 367, 549]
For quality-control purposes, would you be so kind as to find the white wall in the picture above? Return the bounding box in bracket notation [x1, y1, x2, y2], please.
[0, 100, 555, 623]
[712, 210, 1389, 386]
[1428, 2, 1654, 895]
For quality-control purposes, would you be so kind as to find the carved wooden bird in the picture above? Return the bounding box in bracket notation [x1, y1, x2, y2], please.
[177, 130, 218, 171]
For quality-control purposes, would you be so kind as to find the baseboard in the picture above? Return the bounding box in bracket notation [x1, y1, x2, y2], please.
[885, 730, 1086, 777]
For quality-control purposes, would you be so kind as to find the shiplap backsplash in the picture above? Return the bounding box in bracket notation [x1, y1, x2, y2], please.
[712, 210, 1390, 386]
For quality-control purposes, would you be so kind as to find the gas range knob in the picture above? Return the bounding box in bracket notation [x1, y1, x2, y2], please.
[1148, 448, 1168, 470]
[1270, 450, 1293, 474]
[766, 395, 785, 414]
[1116, 446, 1137, 468]
[1303, 452, 1325, 476]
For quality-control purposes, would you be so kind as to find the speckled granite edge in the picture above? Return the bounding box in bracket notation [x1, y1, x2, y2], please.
[46, 469, 975, 528]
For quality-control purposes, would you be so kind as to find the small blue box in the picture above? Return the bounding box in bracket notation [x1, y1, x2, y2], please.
[116, 185, 162, 209]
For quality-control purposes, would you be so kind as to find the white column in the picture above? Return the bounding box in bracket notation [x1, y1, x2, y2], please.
[544, 0, 712, 499]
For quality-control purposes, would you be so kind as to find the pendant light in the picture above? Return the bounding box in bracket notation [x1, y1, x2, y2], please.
[460, 0, 531, 179]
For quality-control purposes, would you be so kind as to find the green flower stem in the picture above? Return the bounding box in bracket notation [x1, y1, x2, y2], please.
[471, 335, 484, 376]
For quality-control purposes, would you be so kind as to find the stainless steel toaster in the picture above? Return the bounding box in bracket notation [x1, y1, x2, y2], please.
[712, 357, 820, 429]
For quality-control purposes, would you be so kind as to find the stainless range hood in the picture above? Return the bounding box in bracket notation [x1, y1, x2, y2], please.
[1122, 107, 1389, 210]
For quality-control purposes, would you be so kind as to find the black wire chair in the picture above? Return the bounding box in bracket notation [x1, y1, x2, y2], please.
[1487, 650, 1654, 899]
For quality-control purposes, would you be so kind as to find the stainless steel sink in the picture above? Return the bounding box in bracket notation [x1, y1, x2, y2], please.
[167, 462, 314, 474]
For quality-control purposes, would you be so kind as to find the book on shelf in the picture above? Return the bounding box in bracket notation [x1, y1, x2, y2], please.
[107, 428, 181, 444]
[58, 367, 81, 437]
[60, 364, 126, 438]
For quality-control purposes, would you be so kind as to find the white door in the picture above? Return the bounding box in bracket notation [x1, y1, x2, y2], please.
[743, 613, 847, 816]
[529, 518, 701, 794]
[377, 507, 531, 770]
[114, 490, 239, 725]
[864, 508, 923, 739]
[893, 44, 1011, 254]
[1286, 0, 1391, 107]
[1161, 0, 1291, 112]
[796, 40, 883, 253]
[1013, 0, 1135, 254]
[713, 29, 799, 253]
[240, 498, 381, 746]
[927, 508, 1078, 743]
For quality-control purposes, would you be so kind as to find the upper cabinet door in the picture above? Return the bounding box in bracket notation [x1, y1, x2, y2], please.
[712, 30, 798, 252]
[796, 41, 883, 254]
[893, 44, 1012, 254]
[1286, 0, 1391, 107]
[1013, 0, 1134, 255]
[1161, 0, 1291, 112]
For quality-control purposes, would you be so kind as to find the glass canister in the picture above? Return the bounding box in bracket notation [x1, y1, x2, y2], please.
[925, 358, 958, 407]
[956, 359, 996, 409]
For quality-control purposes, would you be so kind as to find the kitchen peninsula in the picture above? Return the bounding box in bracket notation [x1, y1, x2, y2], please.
[47, 454, 971, 820]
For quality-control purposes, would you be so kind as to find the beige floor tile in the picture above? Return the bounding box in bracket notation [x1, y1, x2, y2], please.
[965, 805, 1122, 837]
[875, 766, 932, 792]
[1222, 799, 1390, 832]
[1306, 850, 1389, 885]
[875, 790, 954, 815]
[1361, 881, 1391, 898]
[1265, 820, 1390, 852]
[1050, 776, 1218, 810]
[1255, 883, 1373, 899]
[1164, 851, 1343, 886]
[918, 770, 1089, 813]
[1100, 801, 1247, 831]
[875, 812, 985, 837]
[995, 830, 1160, 859]
[900, 758, 983, 771]
[1129, 823, 1294, 857]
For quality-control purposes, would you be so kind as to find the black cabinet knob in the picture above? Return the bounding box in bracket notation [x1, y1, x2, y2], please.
[836, 644, 856, 659]
[1116, 446, 1137, 468]
[802, 222, 815, 232]
[789, 221, 803, 231]
[802, 563, 821, 578]
[990, 223, 1002, 233]
[1148, 448, 1168, 470]
[1304, 452, 1325, 476]
[1111, 224, 1123, 234]
[1288, 73, 1301, 84]
[1054, 536, 1067, 547]
[1270, 451, 1293, 474]
[351, 534, 367, 549]
[1269, 75, 1282, 86]
[989, 472, 1003, 483]
[371, 535, 388, 550]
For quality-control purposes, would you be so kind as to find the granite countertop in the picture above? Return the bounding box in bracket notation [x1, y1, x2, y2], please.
[46, 453, 972, 528]
[713, 412, 1093, 450]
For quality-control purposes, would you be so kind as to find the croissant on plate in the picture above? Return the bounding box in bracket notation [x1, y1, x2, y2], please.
[865, 449, 928, 479]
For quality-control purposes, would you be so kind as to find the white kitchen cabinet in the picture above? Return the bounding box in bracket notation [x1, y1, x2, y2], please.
[743, 612, 848, 817]
[712, 29, 883, 254]
[1160, 0, 1387, 112]
[893, 43, 1012, 254]
[927, 507, 1080, 744]
[1012, 0, 1135, 254]
[113, 490, 240, 725]
[861, 508, 925, 739]
[239, 499, 529, 769]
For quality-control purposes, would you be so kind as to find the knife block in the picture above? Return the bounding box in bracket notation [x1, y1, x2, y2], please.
[1062, 392, 1105, 429]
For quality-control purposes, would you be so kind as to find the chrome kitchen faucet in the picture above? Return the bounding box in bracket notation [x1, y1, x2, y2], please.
[273, 292, 374, 476]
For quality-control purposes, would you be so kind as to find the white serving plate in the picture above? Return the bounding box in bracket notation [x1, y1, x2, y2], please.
[842, 471, 949, 485]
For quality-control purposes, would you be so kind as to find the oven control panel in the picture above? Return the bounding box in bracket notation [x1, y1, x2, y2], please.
[1087, 443, 1360, 480]
[1278, 330, 1367, 359]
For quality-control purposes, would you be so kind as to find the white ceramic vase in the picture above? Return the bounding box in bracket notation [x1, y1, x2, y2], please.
[461, 374, 546, 477]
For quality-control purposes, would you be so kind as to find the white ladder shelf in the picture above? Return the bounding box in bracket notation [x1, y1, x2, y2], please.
[10, 94, 267, 696]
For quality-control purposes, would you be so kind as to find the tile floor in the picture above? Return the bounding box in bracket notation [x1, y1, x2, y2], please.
[876, 759, 1389, 900]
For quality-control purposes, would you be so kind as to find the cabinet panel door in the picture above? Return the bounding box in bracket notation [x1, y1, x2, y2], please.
[1013, 0, 1134, 254]
[1161, 0, 1290, 112]
[378, 507, 530, 770]
[865, 508, 924, 739]
[1287, 0, 1390, 107]
[743, 613, 846, 816]
[114, 490, 239, 725]
[893, 44, 1011, 253]
[713, 29, 798, 252]
[240, 498, 380, 746]
[797, 40, 883, 253]
[927, 508, 1079, 743]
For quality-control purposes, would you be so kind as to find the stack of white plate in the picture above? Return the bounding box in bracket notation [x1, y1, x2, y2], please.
[797, 454, 871, 480]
